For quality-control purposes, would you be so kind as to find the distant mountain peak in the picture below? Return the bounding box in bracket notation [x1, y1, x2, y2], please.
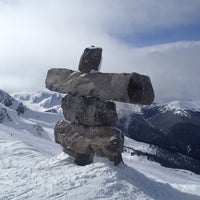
[13, 91, 63, 113]
[0, 89, 63, 141]
[0, 89, 14, 107]
[0, 89, 26, 112]
[158, 101, 200, 116]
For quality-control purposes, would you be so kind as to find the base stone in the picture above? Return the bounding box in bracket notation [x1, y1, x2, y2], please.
[54, 120, 124, 165]
[74, 153, 94, 166]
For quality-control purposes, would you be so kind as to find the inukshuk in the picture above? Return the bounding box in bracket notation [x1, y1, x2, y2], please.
[45, 46, 154, 166]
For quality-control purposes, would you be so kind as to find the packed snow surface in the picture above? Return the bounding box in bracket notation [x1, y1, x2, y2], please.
[1, 125, 200, 200]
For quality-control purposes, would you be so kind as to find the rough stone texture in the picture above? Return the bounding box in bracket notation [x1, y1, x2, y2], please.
[62, 95, 118, 126]
[78, 46, 102, 73]
[16, 103, 26, 115]
[46, 47, 155, 166]
[74, 153, 94, 166]
[45, 68, 74, 92]
[54, 120, 124, 161]
[46, 68, 154, 105]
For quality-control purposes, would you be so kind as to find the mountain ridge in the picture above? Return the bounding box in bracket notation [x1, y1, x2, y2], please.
[13, 91, 63, 113]
[0, 89, 63, 141]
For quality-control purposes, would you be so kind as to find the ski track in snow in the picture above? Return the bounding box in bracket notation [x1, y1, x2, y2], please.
[1, 126, 200, 200]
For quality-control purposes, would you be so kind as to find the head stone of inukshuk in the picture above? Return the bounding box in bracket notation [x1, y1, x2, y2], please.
[45, 46, 155, 166]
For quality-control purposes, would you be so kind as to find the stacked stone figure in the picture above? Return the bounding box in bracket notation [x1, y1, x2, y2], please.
[45, 46, 155, 166]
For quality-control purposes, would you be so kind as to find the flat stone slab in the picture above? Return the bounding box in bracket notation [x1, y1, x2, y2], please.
[46, 68, 154, 105]
[54, 120, 124, 160]
[62, 94, 118, 126]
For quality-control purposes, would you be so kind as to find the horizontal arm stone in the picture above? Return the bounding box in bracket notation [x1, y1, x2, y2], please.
[45, 68, 154, 105]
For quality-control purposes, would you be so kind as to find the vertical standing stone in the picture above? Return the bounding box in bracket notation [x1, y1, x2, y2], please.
[78, 46, 102, 73]
[54, 120, 123, 164]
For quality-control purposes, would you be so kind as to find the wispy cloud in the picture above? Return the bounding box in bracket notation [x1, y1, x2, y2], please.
[0, 0, 200, 102]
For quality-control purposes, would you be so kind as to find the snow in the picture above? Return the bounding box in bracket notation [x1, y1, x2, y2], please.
[0, 89, 20, 111]
[0, 101, 63, 141]
[159, 101, 200, 116]
[116, 102, 143, 115]
[1, 124, 200, 200]
[166, 101, 200, 111]
[1, 92, 200, 199]
[13, 91, 63, 113]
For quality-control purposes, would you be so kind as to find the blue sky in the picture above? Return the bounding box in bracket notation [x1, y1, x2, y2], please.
[118, 24, 200, 47]
[0, 0, 200, 102]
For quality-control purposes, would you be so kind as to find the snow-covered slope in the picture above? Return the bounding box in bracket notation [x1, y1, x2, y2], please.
[0, 90, 63, 141]
[1, 90, 200, 199]
[1, 125, 200, 200]
[0, 89, 23, 111]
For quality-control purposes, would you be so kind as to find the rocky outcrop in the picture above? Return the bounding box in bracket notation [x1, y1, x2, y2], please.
[0, 89, 14, 107]
[16, 103, 26, 115]
[0, 106, 12, 123]
[46, 46, 154, 166]
[0, 89, 26, 115]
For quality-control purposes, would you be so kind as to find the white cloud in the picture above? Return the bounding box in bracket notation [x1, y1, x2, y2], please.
[0, 0, 200, 102]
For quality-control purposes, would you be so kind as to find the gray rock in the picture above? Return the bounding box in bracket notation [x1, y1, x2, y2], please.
[45, 68, 74, 92]
[78, 46, 102, 73]
[62, 94, 117, 126]
[45, 49, 155, 166]
[16, 103, 26, 115]
[74, 153, 94, 166]
[54, 121, 124, 162]
[45, 68, 154, 105]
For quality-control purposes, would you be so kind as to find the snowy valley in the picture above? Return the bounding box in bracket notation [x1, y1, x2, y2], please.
[0, 90, 200, 200]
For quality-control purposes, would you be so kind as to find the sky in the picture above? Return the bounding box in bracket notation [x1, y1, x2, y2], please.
[0, 0, 200, 103]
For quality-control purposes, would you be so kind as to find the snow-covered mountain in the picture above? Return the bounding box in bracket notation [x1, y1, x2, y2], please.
[117, 100, 200, 117]
[13, 91, 63, 113]
[158, 101, 200, 117]
[117, 101, 200, 173]
[0, 90, 63, 141]
[1, 90, 200, 199]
